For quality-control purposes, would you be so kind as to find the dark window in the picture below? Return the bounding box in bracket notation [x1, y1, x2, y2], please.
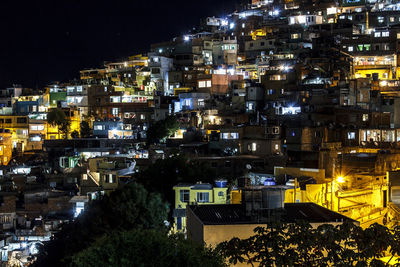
[17, 118, 27, 124]
[249, 43, 254, 47]
[5, 119, 11, 124]
[151, 68, 160, 74]
[179, 190, 190, 202]
[260, 42, 265, 46]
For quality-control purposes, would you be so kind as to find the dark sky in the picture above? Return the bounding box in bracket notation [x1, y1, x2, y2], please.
[0, 0, 243, 88]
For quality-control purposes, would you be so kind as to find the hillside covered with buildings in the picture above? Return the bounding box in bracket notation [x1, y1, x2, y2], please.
[3, 0, 400, 265]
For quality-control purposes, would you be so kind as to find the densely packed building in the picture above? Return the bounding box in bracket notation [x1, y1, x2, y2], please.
[5, 0, 400, 264]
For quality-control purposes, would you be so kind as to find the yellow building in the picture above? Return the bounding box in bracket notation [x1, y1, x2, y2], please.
[172, 181, 228, 233]
[0, 129, 12, 165]
[284, 177, 389, 229]
[0, 115, 29, 153]
[46, 108, 81, 140]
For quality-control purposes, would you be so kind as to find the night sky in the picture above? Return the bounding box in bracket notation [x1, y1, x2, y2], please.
[0, 0, 242, 89]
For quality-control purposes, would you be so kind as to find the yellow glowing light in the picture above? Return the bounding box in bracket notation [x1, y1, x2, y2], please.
[336, 176, 345, 183]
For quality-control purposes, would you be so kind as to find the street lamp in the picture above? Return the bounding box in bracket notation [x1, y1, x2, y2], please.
[336, 176, 345, 184]
[332, 176, 345, 210]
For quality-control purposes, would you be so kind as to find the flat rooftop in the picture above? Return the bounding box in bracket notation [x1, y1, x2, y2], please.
[188, 202, 357, 225]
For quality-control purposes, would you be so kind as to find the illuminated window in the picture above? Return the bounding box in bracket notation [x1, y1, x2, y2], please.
[348, 132, 356, 140]
[275, 144, 279, 150]
[94, 125, 104, 131]
[374, 32, 381, 38]
[105, 174, 116, 183]
[197, 192, 209, 203]
[348, 46, 353, 52]
[111, 108, 119, 116]
[248, 142, 257, 152]
[291, 33, 299, 39]
[390, 17, 395, 22]
[378, 17, 384, 23]
[382, 31, 389, 37]
[363, 114, 369, 121]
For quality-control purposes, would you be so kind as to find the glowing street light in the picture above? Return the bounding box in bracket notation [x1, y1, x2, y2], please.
[336, 176, 345, 183]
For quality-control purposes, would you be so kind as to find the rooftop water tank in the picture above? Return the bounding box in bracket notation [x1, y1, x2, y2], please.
[215, 180, 228, 188]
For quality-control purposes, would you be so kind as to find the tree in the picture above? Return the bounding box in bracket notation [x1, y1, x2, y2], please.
[69, 230, 226, 267]
[80, 121, 91, 138]
[147, 115, 179, 144]
[70, 130, 79, 139]
[47, 108, 71, 139]
[135, 155, 217, 207]
[217, 222, 399, 266]
[34, 183, 169, 266]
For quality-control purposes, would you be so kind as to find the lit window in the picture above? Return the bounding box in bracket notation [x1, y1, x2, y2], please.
[104, 87, 108, 92]
[348, 46, 353, 52]
[291, 33, 299, 39]
[112, 108, 119, 116]
[378, 17, 384, 23]
[348, 132, 356, 140]
[382, 31, 389, 37]
[275, 144, 279, 150]
[248, 142, 257, 151]
[94, 125, 104, 131]
[390, 17, 395, 22]
[197, 192, 209, 203]
[374, 32, 381, 38]
[363, 114, 369, 121]
[231, 133, 239, 139]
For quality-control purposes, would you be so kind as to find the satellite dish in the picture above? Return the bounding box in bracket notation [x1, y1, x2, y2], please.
[246, 164, 252, 170]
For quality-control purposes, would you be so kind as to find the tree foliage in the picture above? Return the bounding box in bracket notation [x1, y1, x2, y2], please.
[47, 108, 71, 138]
[34, 182, 169, 266]
[70, 230, 226, 267]
[70, 130, 79, 139]
[217, 221, 400, 267]
[147, 115, 179, 143]
[135, 155, 216, 207]
[80, 121, 91, 138]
